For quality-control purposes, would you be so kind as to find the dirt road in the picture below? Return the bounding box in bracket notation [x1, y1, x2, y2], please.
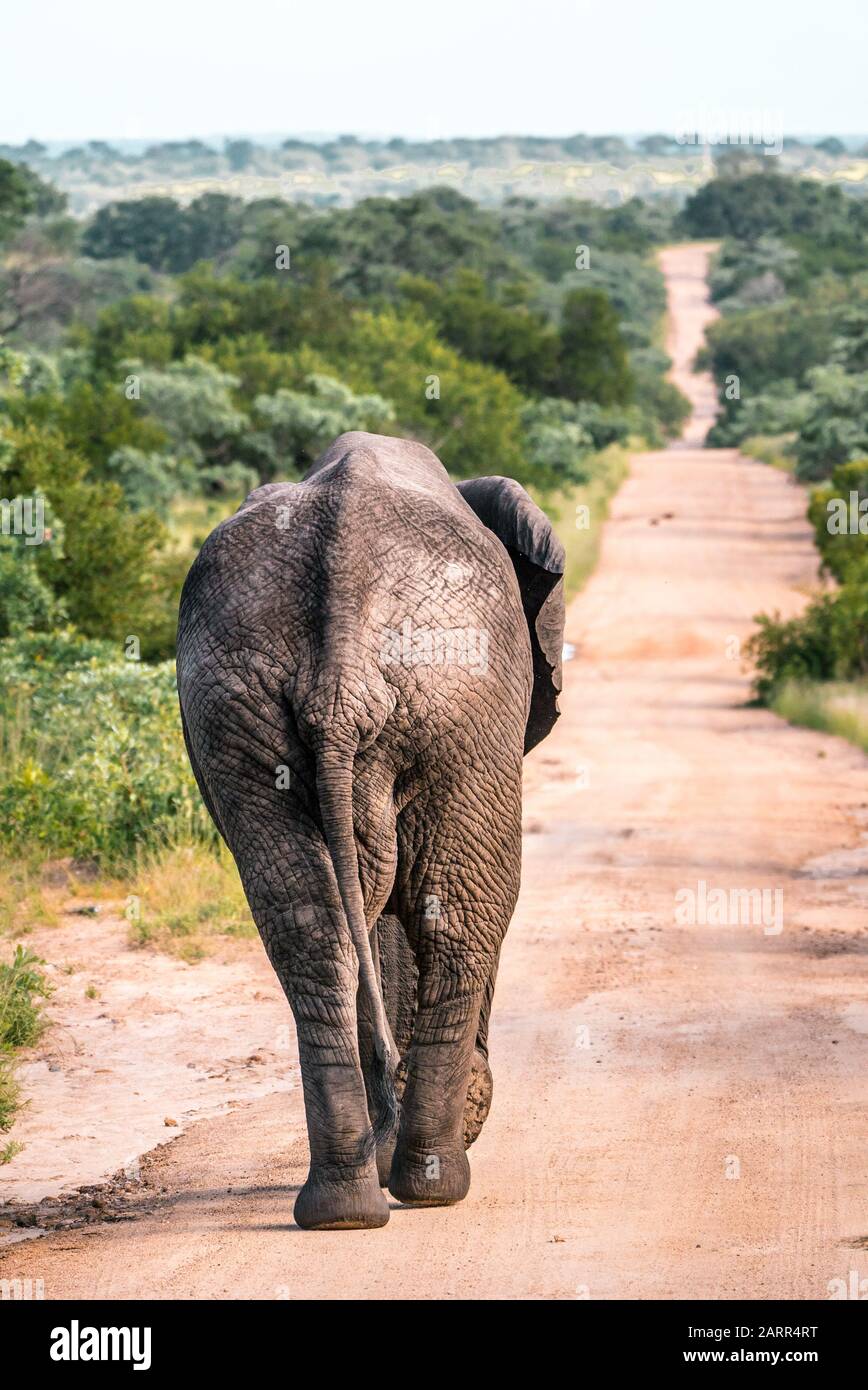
[3, 245, 866, 1300]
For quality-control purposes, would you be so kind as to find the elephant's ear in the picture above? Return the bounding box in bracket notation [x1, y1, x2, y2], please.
[456, 476, 566, 754]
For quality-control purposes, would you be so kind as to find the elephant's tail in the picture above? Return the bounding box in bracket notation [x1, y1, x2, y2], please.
[315, 748, 399, 1149]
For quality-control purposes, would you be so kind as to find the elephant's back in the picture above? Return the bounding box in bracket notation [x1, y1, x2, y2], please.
[177, 451, 531, 765]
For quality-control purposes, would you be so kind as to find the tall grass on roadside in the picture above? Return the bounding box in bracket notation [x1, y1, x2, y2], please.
[127, 841, 254, 963]
[0, 944, 53, 1160]
[771, 680, 868, 754]
[0, 860, 61, 938]
[740, 434, 797, 473]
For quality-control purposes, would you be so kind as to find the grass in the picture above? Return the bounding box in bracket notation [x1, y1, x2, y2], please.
[741, 433, 797, 474]
[771, 679, 868, 754]
[126, 840, 255, 962]
[0, 944, 53, 1156]
[0, 1062, 20, 1148]
[535, 442, 631, 599]
[0, 860, 61, 939]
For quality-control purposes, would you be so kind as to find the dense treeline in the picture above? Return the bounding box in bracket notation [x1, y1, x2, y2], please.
[0, 174, 688, 656]
[2, 131, 859, 180]
[0, 162, 688, 864]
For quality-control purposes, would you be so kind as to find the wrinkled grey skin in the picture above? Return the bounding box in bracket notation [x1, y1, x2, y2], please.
[177, 433, 565, 1230]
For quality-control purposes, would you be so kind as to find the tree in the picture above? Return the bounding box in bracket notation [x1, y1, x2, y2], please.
[709, 235, 800, 307]
[249, 374, 395, 482]
[0, 493, 65, 636]
[3, 374, 167, 474]
[122, 356, 253, 494]
[558, 289, 633, 405]
[295, 187, 519, 298]
[0, 159, 35, 242]
[808, 458, 868, 579]
[815, 137, 846, 156]
[0, 224, 153, 344]
[82, 196, 189, 271]
[225, 139, 255, 171]
[398, 270, 561, 396]
[306, 306, 528, 482]
[0, 421, 170, 646]
[638, 134, 678, 156]
[679, 173, 865, 276]
[794, 366, 868, 480]
[15, 164, 67, 218]
[181, 193, 244, 265]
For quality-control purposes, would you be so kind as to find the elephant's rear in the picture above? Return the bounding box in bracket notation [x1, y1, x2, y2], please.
[178, 442, 533, 775]
[175, 433, 565, 1228]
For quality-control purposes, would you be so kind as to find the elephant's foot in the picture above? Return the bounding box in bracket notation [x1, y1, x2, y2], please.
[464, 1048, 493, 1148]
[294, 1164, 389, 1231]
[388, 1142, 471, 1207]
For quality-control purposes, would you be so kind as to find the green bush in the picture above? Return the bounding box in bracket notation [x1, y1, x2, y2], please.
[709, 380, 813, 447]
[249, 373, 395, 483]
[793, 368, 868, 481]
[808, 458, 868, 579]
[558, 288, 633, 406]
[0, 632, 214, 865]
[746, 584, 868, 703]
[709, 236, 800, 310]
[0, 944, 52, 1051]
[0, 419, 174, 653]
[398, 270, 561, 397]
[0, 942, 53, 1148]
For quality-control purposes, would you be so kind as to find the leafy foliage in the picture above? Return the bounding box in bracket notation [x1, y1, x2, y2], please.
[0, 945, 52, 1050]
[793, 369, 868, 480]
[746, 587, 868, 702]
[0, 159, 65, 243]
[681, 172, 868, 277]
[0, 419, 172, 653]
[82, 193, 244, 273]
[558, 288, 633, 406]
[249, 374, 395, 482]
[807, 459, 868, 580]
[681, 172, 868, 712]
[0, 632, 215, 865]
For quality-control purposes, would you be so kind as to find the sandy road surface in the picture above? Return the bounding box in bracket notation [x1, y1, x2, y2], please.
[2, 245, 867, 1300]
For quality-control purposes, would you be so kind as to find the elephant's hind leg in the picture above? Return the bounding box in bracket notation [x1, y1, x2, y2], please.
[218, 791, 389, 1231]
[387, 775, 522, 1207]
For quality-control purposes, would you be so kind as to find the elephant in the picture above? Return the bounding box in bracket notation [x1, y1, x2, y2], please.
[176, 432, 565, 1230]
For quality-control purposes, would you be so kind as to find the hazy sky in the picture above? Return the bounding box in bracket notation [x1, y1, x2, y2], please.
[2, 0, 865, 144]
